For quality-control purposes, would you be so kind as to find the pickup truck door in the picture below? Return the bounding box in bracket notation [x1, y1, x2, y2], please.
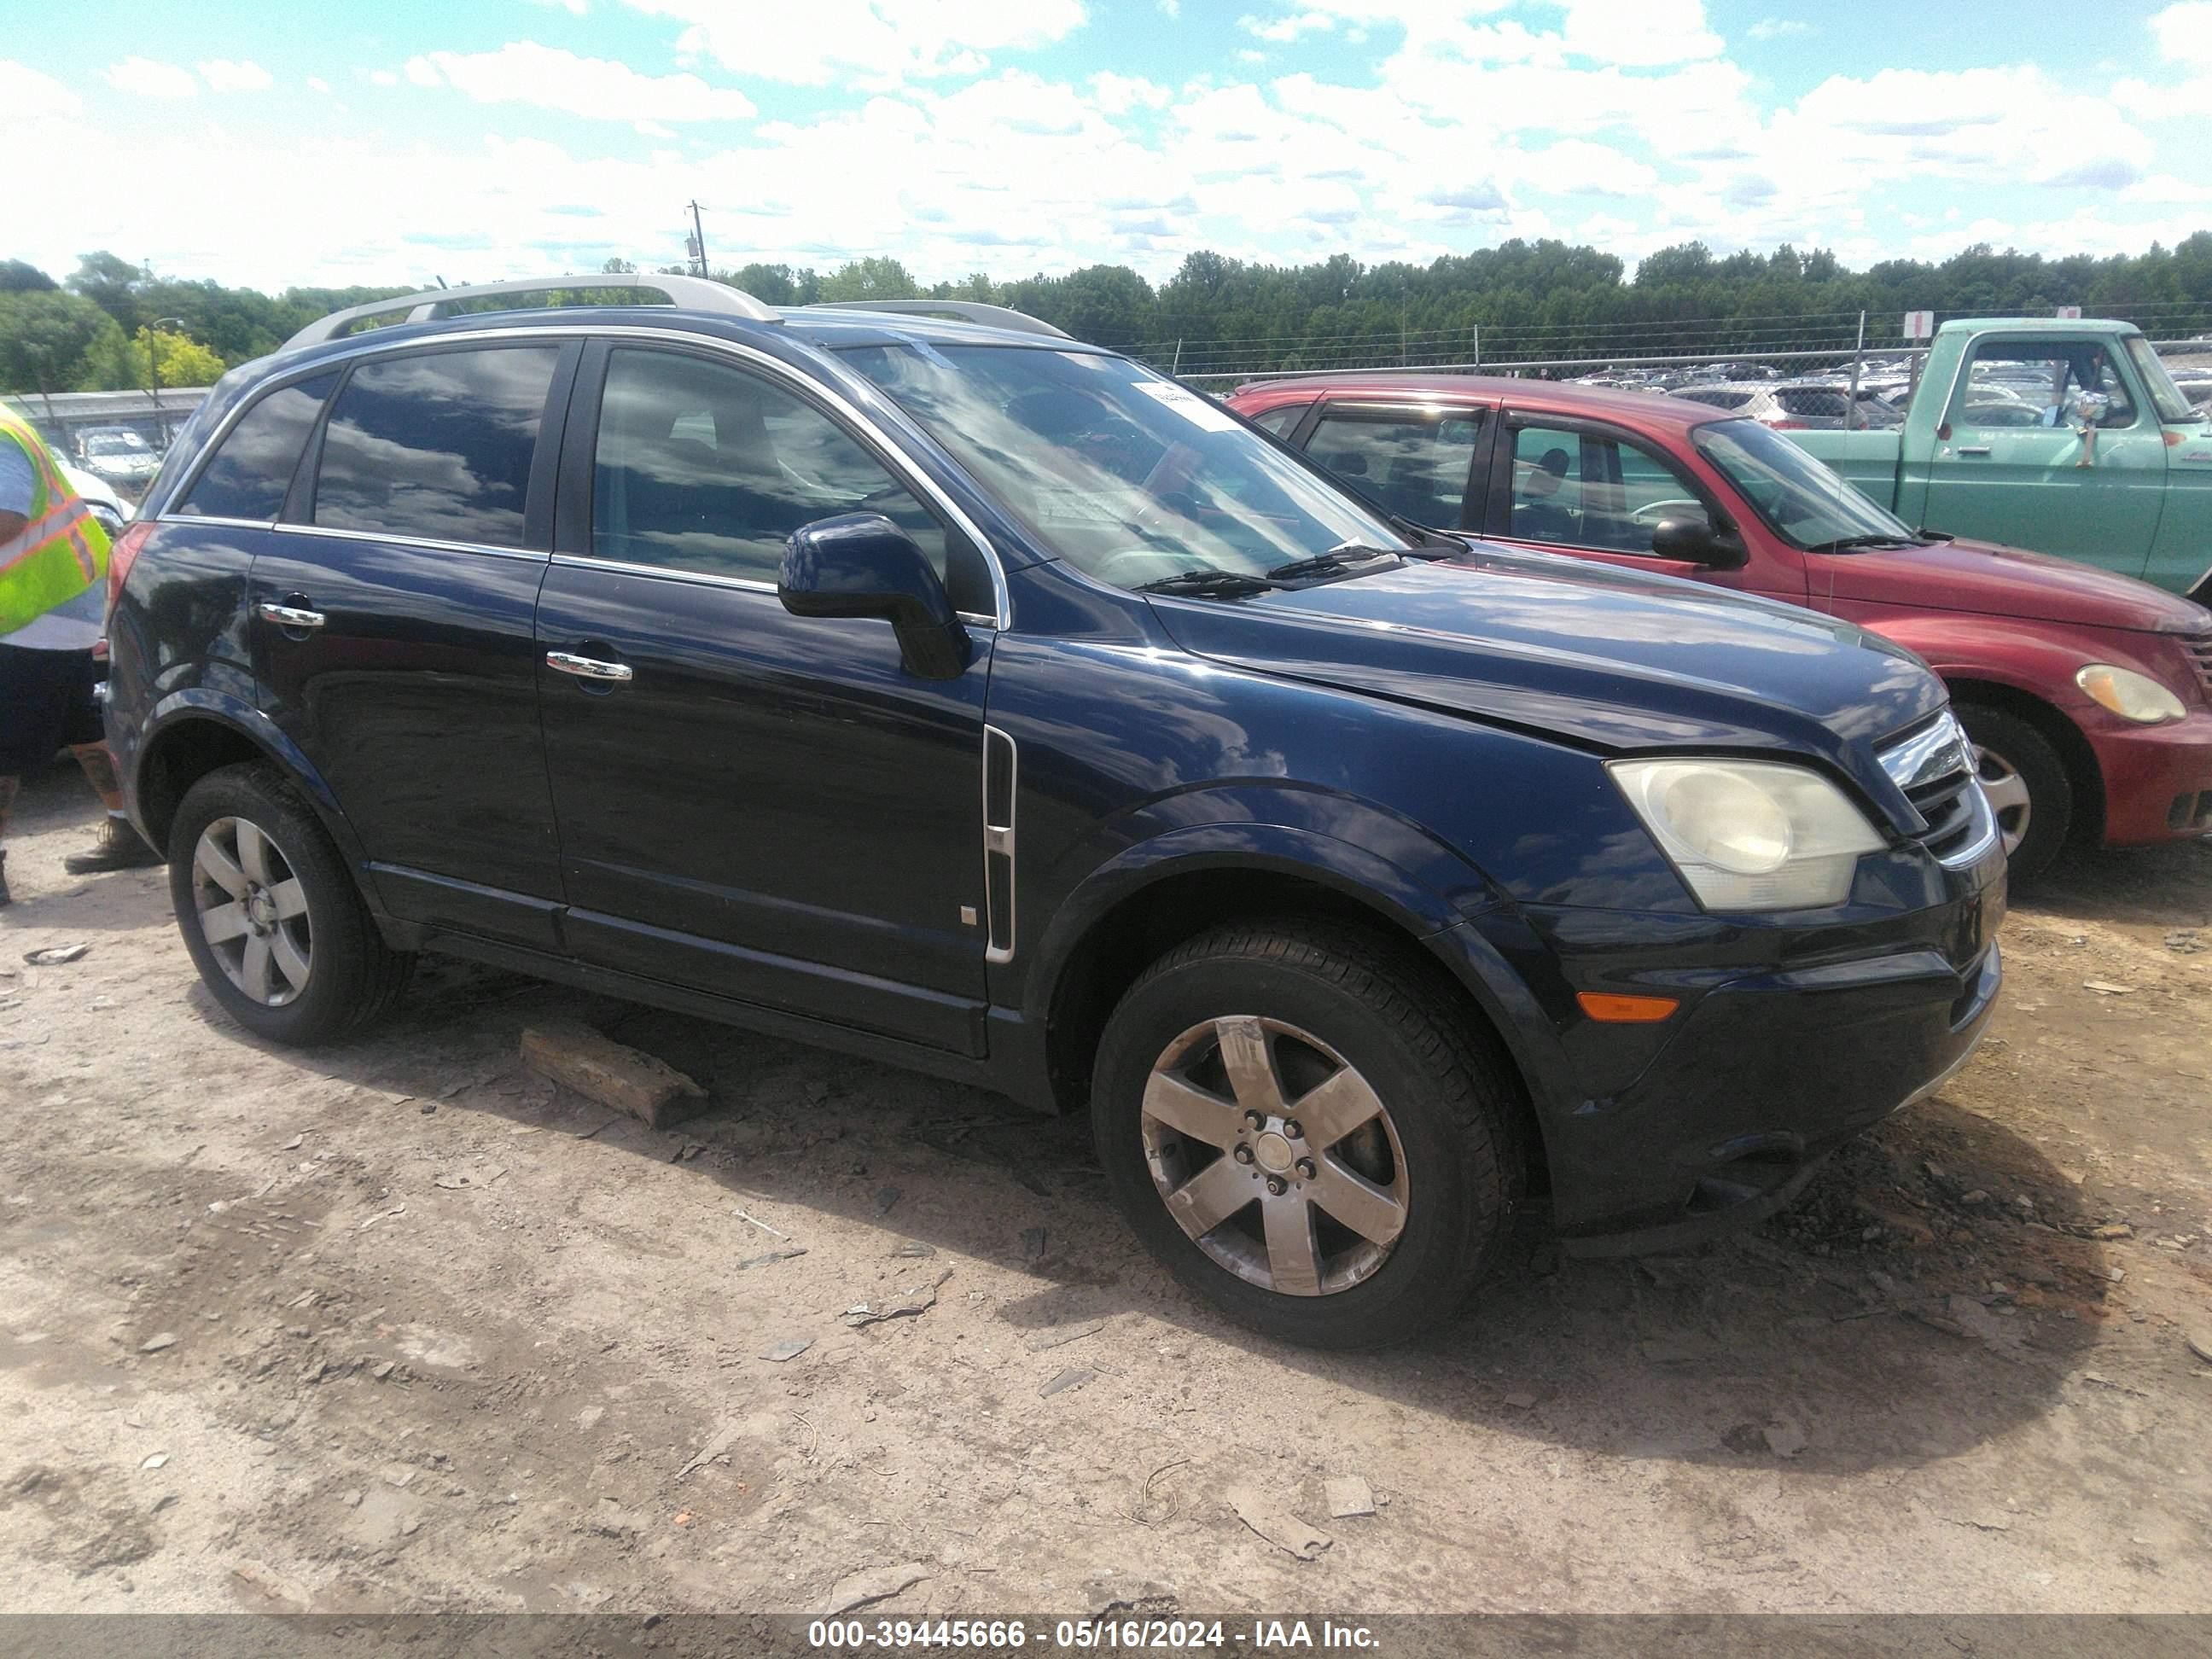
[1919, 335, 2167, 579]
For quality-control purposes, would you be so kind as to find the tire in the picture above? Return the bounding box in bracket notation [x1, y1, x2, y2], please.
[1954, 703, 2071, 883]
[1091, 920, 1524, 1350]
[166, 763, 413, 1045]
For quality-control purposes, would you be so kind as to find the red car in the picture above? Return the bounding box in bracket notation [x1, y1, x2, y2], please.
[1230, 375, 2212, 879]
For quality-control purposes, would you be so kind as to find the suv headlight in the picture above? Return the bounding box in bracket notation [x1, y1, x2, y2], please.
[2075, 664, 2186, 725]
[1609, 758, 1887, 911]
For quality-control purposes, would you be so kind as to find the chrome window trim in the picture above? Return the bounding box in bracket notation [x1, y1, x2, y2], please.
[263, 521, 550, 563]
[156, 323, 1014, 629]
[156, 512, 276, 532]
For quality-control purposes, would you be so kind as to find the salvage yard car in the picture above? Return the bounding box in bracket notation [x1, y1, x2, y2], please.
[107, 276, 2004, 1349]
[1784, 317, 2212, 598]
[1231, 373, 2212, 881]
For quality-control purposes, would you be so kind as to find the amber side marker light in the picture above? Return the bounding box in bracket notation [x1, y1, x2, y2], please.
[1576, 992, 1680, 1023]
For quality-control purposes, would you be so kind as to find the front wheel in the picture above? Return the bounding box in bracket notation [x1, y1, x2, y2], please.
[1091, 922, 1523, 1350]
[1954, 704, 2071, 882]
[167, 764, 413, 1045]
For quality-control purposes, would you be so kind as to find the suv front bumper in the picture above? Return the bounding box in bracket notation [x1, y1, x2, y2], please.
[1476, 848, 2006, 1254]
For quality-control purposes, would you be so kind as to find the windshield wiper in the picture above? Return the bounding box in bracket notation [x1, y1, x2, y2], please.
[1132, 569, 1277, 598]
[1803, 533, 1924, 552]
[1266, 545, 1403, 583]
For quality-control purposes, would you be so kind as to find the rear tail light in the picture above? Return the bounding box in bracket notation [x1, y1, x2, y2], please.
[106, 520, 155, 621]
[1761, 415, 1809, 430]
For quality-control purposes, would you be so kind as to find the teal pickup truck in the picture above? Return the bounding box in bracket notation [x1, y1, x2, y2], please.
[1790, 318, 2212, 600]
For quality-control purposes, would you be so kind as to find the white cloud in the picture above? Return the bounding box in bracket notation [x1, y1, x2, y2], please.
[368, 68, 399, 87]
[306, 75, 332, 94]
[2115, 1, 2212, 118]
[0, 59, 81, 120]
[620, 0, 1088, 87]
[1746, 17, 1810, 40]
[1558, 0, 1723, 67]
[1159, 0, 1181, 14]
[2151, 0, 2212, 69]
[404, 42, 758, 121]
[1240, 10, 1337, 44]
[105, 56, 198, 99]
[198, 58, 274, 92]
[1091, 72, 1172, 114]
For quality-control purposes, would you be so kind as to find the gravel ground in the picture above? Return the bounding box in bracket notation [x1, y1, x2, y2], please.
[2, 763, 2209, 1619]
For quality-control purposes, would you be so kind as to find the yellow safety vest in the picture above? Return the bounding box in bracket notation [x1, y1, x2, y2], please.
[0, 407, 111, 637]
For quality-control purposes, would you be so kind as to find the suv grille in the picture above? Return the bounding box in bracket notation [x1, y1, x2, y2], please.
[1878, 713, 1994, 866]
[2181, 632, 2212, 699]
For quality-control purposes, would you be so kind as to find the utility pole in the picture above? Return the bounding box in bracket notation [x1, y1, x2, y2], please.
[1845, 310, 1866, 429]
[687, 201, 710, 278]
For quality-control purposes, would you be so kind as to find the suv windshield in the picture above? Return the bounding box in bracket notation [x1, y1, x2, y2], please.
[1693, 417, 1921, 550]
[2123, 335, 2205, 422]
[86, 431, 148, 455]
[839, 344, 1410, 590]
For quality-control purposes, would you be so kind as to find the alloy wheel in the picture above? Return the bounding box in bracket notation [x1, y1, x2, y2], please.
[191, 816, 313, 1006]
[1972, 745, 2031, 859]
[1140, 1015, 1410, 1296]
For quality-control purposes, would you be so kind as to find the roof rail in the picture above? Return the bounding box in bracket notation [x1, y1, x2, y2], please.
[804, 300, 1071, 341]
[280, 273, 782, 353]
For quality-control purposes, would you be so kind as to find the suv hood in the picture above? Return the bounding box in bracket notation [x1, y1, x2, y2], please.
[1147, 544, 1944, 798]
[1818, 537, 2207, 632]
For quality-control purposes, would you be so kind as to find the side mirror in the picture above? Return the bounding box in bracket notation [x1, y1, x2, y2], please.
[779, 513, 970, 680]
[1650, 515, 1744, 570]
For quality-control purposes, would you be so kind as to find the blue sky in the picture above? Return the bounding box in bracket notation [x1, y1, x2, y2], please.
[4, 0, 2208, 292]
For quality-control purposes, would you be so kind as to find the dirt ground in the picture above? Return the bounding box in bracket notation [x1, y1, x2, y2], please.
[2, 764, 2209, 1620]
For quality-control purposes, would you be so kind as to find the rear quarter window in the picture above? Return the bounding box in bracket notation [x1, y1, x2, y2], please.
[175, 373, 338, 521]
[311, 346, 561, 548]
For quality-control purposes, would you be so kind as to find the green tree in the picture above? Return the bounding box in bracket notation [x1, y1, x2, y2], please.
[601, 256, 637, 274]
[66, 250, 146, 332]
[818, 257, 917, 302]
[0, 259, 55, 293]
[0, 289, 110, 394]
[75, 323, 226, 392]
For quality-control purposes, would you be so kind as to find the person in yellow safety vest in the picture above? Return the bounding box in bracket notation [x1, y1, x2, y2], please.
[0, 406, 163, 907]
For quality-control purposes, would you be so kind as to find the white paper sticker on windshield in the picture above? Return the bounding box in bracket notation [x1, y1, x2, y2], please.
[1136, 381, 1242, 434]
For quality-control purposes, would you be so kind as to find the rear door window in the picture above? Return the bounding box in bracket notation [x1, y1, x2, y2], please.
[1249, 403, 1310, 437]
[312, 346, 562, 548]
[1303, 405, 1481, 527]
[176, 373, 337, 521]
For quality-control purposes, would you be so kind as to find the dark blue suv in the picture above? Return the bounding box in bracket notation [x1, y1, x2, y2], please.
[104, 276, 2004, 1348]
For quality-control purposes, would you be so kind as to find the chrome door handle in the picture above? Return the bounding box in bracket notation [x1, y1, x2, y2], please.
[544, 650, 633, 683]
[1956, 445, 1992, 457]
[256, 602, 325, 629]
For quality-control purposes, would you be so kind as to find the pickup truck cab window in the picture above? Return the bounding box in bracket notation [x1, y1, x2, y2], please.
[1304, 405, 1482, 529]
[841, 344, 1410, 591]
[1948, 339, 2136, 431]
[589, 346, 984, 608]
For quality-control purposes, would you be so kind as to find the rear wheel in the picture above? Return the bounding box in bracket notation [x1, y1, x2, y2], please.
[1954, 703, 2071, 882]
[1091, 921, 1523, 1350]
[168, 764, 412, 1045]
